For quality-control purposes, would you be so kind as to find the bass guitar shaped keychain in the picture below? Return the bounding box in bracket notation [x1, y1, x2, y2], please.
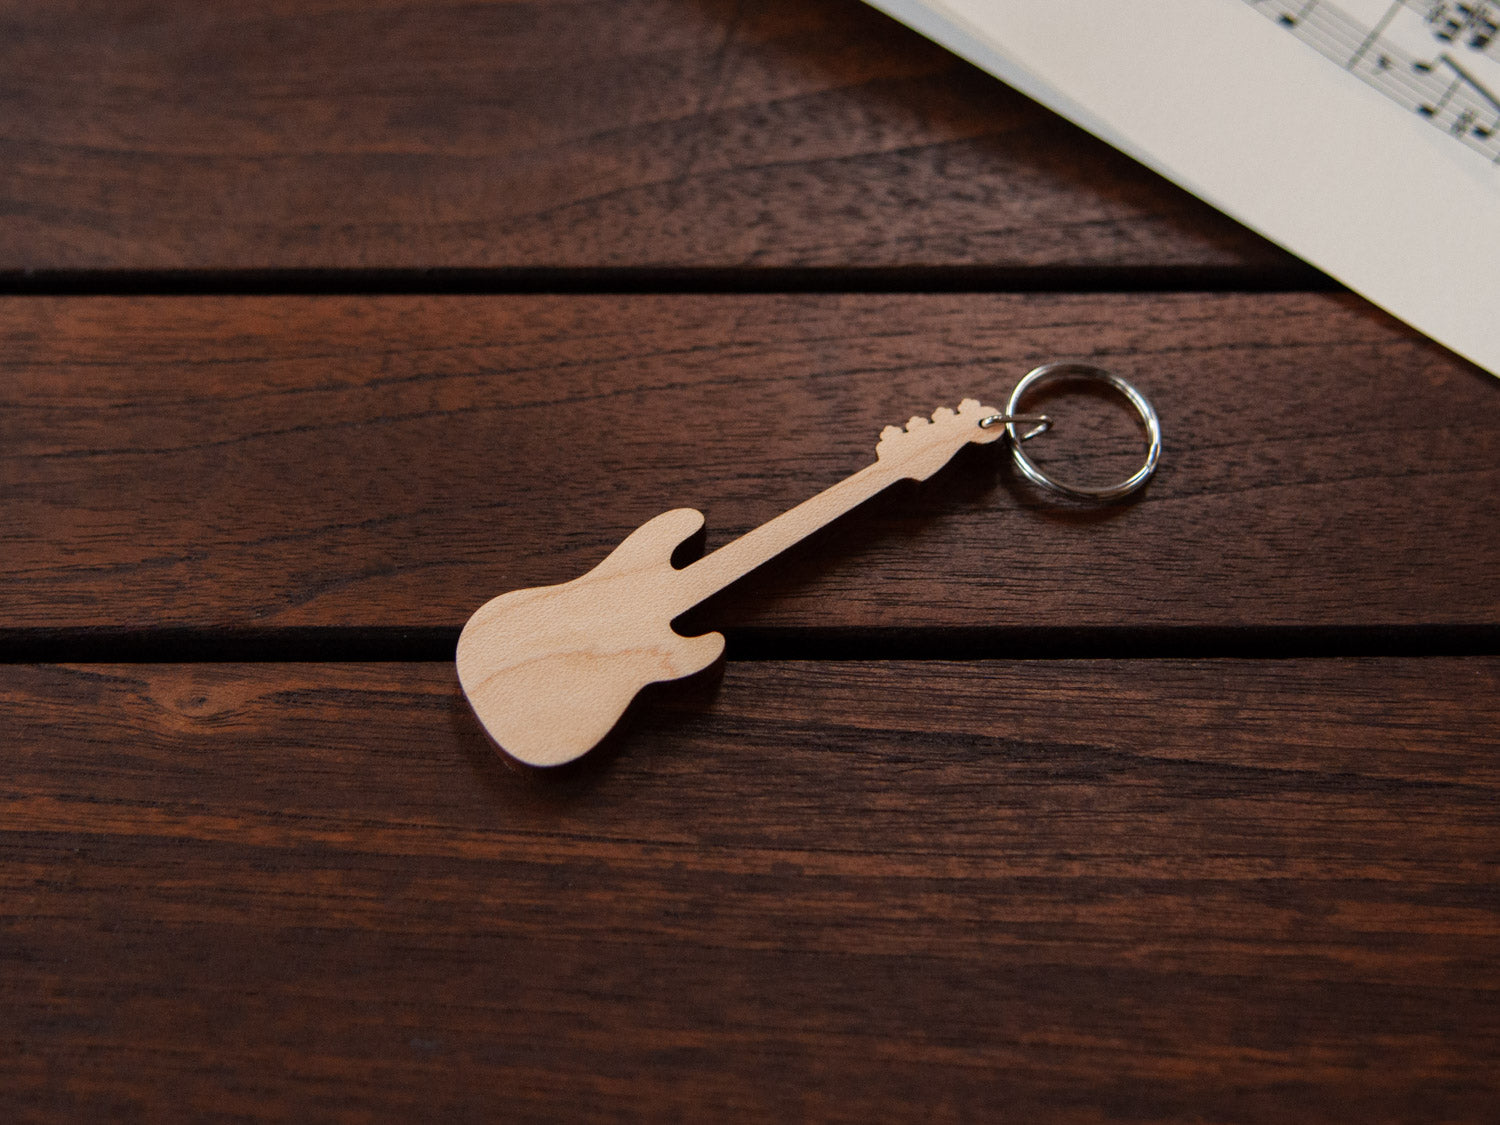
[457, 362, 1161, 766]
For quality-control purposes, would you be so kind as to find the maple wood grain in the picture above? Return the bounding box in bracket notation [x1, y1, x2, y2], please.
[0, 0, 1288, 274]
[2, 293, 1496, 638]
[3, 659, 1497, 1121]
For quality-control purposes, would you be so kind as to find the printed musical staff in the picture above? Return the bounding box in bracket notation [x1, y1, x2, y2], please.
[1428, 1, 1497, 50]
[1247, 0, 1500, 161]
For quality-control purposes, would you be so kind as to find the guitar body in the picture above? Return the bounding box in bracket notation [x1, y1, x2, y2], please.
[456, 507, 725, 766]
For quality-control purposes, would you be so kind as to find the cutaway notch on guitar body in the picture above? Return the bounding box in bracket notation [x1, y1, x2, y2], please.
[456, 508, 725, 767]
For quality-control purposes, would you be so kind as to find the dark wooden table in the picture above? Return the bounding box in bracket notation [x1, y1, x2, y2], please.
[4, 2, 1498, 1120]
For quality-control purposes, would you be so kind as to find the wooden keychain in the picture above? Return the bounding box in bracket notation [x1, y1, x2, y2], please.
[457, 362, 1162, 766]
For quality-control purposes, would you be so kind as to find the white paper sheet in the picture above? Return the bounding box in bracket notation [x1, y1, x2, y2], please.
[866, 0, 1500, 377]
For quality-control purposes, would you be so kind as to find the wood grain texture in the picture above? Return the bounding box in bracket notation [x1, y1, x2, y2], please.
[3, 659, 1498, 1121]
[3, 293, 1496, 635]
[0, 0, 1289, 273]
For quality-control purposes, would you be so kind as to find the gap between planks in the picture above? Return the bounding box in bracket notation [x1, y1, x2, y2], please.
[2, 624, 1497, 664]
[0, 265, 1336, 298]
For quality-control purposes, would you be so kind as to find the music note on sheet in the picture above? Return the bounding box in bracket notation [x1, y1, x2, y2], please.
[1248, 0, 1500, 162]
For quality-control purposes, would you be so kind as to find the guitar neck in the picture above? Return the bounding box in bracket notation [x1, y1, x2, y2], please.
[672, 459, 899, 611]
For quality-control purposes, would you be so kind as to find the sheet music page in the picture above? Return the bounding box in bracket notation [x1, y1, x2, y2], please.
[865, 0, 1500, 378]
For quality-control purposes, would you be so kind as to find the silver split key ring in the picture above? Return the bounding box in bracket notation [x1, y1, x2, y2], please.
[979, 362, 1162, 501]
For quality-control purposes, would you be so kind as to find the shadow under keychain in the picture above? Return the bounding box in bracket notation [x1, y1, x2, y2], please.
[457, 362, 1162, 766]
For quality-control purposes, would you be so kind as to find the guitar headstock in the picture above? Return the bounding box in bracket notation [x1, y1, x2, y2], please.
[875, 398, 1005, 481]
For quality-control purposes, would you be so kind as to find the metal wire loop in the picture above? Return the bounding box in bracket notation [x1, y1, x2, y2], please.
[978, 413, 1052, 440]
[998, 363, 1161, 502]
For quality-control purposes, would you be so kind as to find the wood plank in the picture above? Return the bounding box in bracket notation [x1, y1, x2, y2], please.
[0, 0, 1288, 273]
[3, 293, 1496, 636]
[3, 659, 1498, 1120]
